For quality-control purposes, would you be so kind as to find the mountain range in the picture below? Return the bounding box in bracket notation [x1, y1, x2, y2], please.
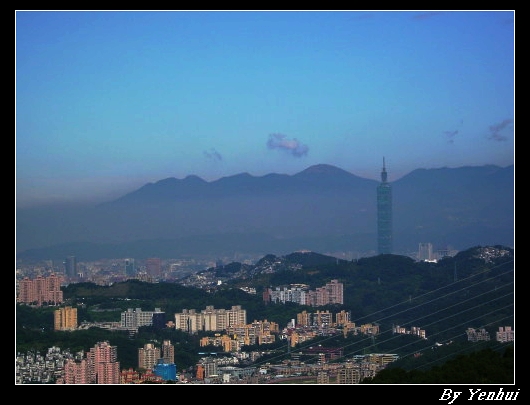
[15, 163, 514, 261]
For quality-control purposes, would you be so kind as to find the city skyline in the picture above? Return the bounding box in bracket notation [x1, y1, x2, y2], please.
[16, 10, 514, 207]
[16, 244, 514, 384]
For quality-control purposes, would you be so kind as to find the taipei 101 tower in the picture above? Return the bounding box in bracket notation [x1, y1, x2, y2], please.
[377, 158, 393, 254]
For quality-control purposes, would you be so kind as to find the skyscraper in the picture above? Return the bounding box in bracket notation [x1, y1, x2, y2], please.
[377, 158, 392, 254]
[64, 255, 77, 279]
[125, 259, 136, 277]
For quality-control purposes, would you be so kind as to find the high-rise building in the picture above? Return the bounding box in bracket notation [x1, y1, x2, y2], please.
[377, 158, 392, 254]
[64, 255, 77, 279]
[336, 365, 361, 384]
[316, 371, 330, 384]
[138, 343, 161, 371]
[145, 257, 162, 278]
[125, 259, 136, 277]
[62, 359, 90, 384]
[175, 306, 247, 333]
[120, 307, 166, 331]
[496, 326, 514, 343]
[335, 310, 351, 327]
[325, 279, 344, 305]
[63, 341, 120, 384]
[87, 341, 120, 384]
[418, 242, 434, 261]
[161, 340, 175, 364]
[54, 306, 78, 331]
[17, 274, 64, 306]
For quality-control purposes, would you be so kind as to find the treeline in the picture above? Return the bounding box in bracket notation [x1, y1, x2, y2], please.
[361, 345, 514, 384]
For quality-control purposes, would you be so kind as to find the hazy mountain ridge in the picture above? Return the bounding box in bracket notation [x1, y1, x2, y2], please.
[107, 163, 374, 205]
[16, 164, 514, 260]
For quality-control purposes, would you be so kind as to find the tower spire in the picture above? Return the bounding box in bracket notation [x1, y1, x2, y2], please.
[381, 157, 388, 183]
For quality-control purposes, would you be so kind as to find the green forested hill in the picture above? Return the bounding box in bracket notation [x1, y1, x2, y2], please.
[362, 345, 514, 384]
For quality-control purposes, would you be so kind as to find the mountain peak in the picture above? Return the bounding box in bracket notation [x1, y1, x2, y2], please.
[183, 174, 207, 183]
[295, 164, 351, 176]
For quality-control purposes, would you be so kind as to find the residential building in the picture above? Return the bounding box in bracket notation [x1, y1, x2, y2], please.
[496, 326, 514, 343]
[175, 305, 247, 333]
[335, 310, 351, 326]
[327, 279, 344, 304]
[161, 340, 175, 364]
[120, 307, 166, 331]
[265, 279, 343, 307]
[62, 341, 120, 384]
[336, 364, 361, 384]
[17, 273, 63, 306]
[466, 327, 491, 342]
[313, 310, 333, 327]
[316, 371, 330, 384]
[54, 306, 78, 331]
[418, 242, 434, 261]
[87, 341, 120, 384]
[62, 358, 90, 384]
[138, 343, 161, 371]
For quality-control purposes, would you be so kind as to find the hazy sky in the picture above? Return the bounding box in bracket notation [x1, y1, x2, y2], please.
[15, 10, 514, 207]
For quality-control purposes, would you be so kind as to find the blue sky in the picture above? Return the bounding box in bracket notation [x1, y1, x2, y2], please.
[15, 10, 514, 207]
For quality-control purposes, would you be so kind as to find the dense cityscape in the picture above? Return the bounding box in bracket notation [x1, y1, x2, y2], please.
[16, 244, 514, 384]
[15, 290, 514, 384]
